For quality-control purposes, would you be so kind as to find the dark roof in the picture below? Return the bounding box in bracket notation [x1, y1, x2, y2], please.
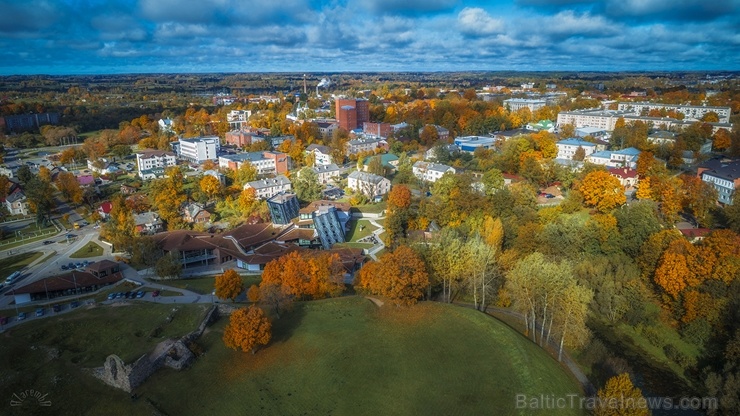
[699, 158, 740, 182]
[85, 259, 119, 273]
[8, 270, 123, 295]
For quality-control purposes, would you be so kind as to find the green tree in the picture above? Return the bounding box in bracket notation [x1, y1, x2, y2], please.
[481, 168, 504, 198]
[294, 167, 323, 203]
[614, 200, 662, 257]
[155, 251, 182, 279]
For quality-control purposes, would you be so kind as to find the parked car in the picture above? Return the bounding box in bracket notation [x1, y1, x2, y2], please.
[52, 304, 61, 313]
[152, 290, 160, 298]
[35, 308, 44, 317]
[545, 193, 556, 199]
[0, 316, 9, 325]
[115, 292, 124, 299]
[17, 312, 26, 321]
[68, 263, 76, 269]
[107, 293, 116, 300]
[5, 271, 21, 284]
[124, 291, 132, 299]
[43, 240, 54, 245]
[75, 262, 84, 269]
[136, 291, 145, 299]
[70, 301, 80, 309]
[61, 265, 69, 270]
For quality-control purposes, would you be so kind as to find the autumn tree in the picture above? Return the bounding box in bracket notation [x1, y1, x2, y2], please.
[223, 306, 272, 354]
[24, 176, 55, 226]
[579, 170, 626, 213]
[573, 146, 586, 161]
[294, 167, 323, 203]
[199, 174, 223, 201]
[357, 246, 429, 306]
[150, 166, 187, 229]
[215, 269, 244, 301]
[260, 251, 345, 301]
[595, 373, 649, 416]
[387, 184, 412, 212]
[55, 171, 84, 205]
[247, 284, 261, 303]
[259, 282, 293, 319]
[481, 168, 505, 198]
[101, 195, 136, 253]
[681, 174, 718, 227]
[154, 251, 182, 279]
[712, 129, 732, 151]
[233, 162, 258, 188]
[419, 124, 440, 146]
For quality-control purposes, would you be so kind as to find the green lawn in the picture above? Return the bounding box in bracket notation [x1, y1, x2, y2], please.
[153, 275, 261, 295]
[69, 242, 105, 258]
[144, 297, 584, 416]
[1, 304, 210, 416]
[350, 201, 387, 214]
[344, 219, 378, 242]
[0, 223, 57, 247]
[334, 242, 374, 250]
[0, 251, 43, 280]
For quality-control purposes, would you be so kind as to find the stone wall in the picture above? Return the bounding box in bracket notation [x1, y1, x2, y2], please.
[93, 305, 225, 392]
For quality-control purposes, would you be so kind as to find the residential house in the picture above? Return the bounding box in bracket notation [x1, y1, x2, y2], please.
[158, 118, 174, 133]
[120, 184, 138, 195]
[697, 157, 740, 205]
[412, 161, 456, 183]
[267, 193, 300, 225]
[586, 147, 641, 169]
[492, 129, 529, 143]
[182, 203, 211, 224]
[316, 120, 339, 140]
[76, 174, 95, 188]
[134, 212, 164, 234]
[136, 150, 177, 180]
[244, 175, 293, 199]
[608, 167, 639, 187]
[306, 144, 333, 166]
[4, 189, 29, 215]
[346, 137, 385, 156]
[87, 158, 120, 176]
[313, 164, 341, 184]
[98, 201, 113, 220]
[556, 138, 597, 160]
[362, 154, 399, 174]
[347, 171, 391, 199]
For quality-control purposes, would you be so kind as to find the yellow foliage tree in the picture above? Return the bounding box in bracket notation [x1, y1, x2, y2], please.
[595, 373, 649, 416]
[199, 175, 222, 201]
[579, 170, 626, 213]
[215, 269, 243, 301]
[223, 306, 272, 354]
[635, 177, 652, 200]
[247, 284, 261, 303]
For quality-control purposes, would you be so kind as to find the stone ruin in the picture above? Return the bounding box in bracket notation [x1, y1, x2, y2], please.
[93, 304, 237, 392]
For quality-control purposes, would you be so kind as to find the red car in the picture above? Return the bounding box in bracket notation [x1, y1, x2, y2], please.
[152, 290, 160, 298]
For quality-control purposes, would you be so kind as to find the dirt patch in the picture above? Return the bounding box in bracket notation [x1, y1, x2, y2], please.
[365, 297, 384, 307]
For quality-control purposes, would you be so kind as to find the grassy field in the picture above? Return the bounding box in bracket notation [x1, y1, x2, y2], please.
[69, 241, 105, 258]
[153, 274, 261, 295]
[143, 297, 584, 416]
[1, 304, 210, 416]
[350, 201, 387, 214]
[345, 219, 378, 242]
[0, 251, 43, 280]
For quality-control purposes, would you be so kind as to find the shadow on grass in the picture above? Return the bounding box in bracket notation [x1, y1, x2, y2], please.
[269, 305, 306, 345]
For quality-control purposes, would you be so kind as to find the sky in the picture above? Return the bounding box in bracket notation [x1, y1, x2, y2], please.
[0, 0, 739, 75]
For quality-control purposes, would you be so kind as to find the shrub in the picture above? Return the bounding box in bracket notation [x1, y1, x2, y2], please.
[641, 326, 664, 348]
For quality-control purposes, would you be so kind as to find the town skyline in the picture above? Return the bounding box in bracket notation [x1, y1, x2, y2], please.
[1, 0, 739, 75]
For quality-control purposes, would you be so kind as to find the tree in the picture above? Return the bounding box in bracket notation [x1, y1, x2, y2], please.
[247, 284, 261, 303]
[199, 174, 223, 201]
[573, 146, 586, 161]
[215, 269, 243, 301]
[357, 246, 429, 306]
[294, 167, 323, 203]
[595, 373, 650, 416]
[259, 282, 293, 319]
[154, 251, 182, 279]
[387, 185, 411, 212]
[419, 125, 439, 146]
[223, 306, 272, 354]
[129, 236, 161, 269]
[681, 174, 718, 227]
[366, 155, 385, 176]
[481, 168, 505, 198]
[150, 166, 187, 229]
[24, 176, 55, 225]
[101, 195, 136, 253]
[614, 200, 662, 257]
[712, 129, 732, 151]
[234, 162, 258, 187]
[579, 170, 626, 213]
[55, 171, 83, 205]
[261, 251, 345, 301]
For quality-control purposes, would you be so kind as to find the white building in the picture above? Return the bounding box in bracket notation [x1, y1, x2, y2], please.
[346, 137, 384, 156]
[158, 118, 174, 133]
[347, 171, 391, 199]
[219, 153, 275, 175]
[556, 139, 597, 160]
[412, 161, 456, 183]
[504, 98, 547, 112]
[136, 150, 177, 180]
[557, 109, 634, 130]
[617, 102, 731, 123]
[586, 148, 642, 169]
[244, 175, 293, 199]
[312, 164, 341, 184]
[306, 144, 333, 166]
[227, 110, 252, 130]
[178, 136, 220, 163]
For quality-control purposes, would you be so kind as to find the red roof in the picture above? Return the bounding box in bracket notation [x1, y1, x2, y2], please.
[77, 174, 95, 185]
[99, 201, 113, 214]
[608, 167, 638, 179]
[679, 228, 711, 239]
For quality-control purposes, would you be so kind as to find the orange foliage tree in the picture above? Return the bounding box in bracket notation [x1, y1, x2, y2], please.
[387, 184, 412, 212]
[260, 251, 345, 300]
[357, 246, 429, 306]
[215, 269, 243, 301]
[247, 284, 261, 303]
[199, 174, 223, 201]
[223, 306, 272, 354]
[579, 170, 626, 213]
[595, 373, 649, 416]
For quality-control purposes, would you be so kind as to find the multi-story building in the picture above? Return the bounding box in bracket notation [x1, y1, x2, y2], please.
[227, 110, 252, 130]
[363, 122, 392, 138]
[347, 171, 391, 199]
[454, 136, 497, 153]
[4, 189, 29, 215]
[316, 120, 339, 139]
[267, 193, 300, 225]
[556, 109, 633, 130]
[698, 158, 740, 205]
[586, 147, 641, 169]
[224, 130, 263, 148]
[617, 102, 731, 123]
[412, 161, 456, 183]
[306, 144, 333, 166]
[1, 112, 59, 132]
[136, 150, 177, 180]
[177, 136, 220, 163]
[244, 175, 293, 199]
[158, 118, 174, 133]
[556, 138, 597, 160]
[312, 163, 341, 184]
[346, 137, 384, 156]
[218, 151, 290, 175]
[504, 98, 547, 112]
[296, 201, 351, 249]
[335, 98, 369, 131]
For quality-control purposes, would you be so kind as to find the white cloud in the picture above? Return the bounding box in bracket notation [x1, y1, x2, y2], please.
[458, 7, 505, 37]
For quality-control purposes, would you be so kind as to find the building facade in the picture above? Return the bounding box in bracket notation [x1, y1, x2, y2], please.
[244, 175, 293, 199]
[556, 138, 597, 160]
[335, 98, 369, 131]
[178, 136, 220, 163]
[412, 161, 456, 183]
[347, 171, 391, 198]
[136, 150, 177, 180]
[504, 98, 547, 112]
[267, 193, 300, 225]
[698, 158, 740, 205]
[617, 102, 731, 123]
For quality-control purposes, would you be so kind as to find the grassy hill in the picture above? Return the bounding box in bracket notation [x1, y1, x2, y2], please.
[0, 298, 585, 415]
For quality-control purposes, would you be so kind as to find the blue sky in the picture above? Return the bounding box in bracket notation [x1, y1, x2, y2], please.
[0, 0, 738, 74]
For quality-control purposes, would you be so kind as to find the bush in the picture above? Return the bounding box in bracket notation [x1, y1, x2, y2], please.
[641, 325, 664, 348]
[663, 344, 695, 368]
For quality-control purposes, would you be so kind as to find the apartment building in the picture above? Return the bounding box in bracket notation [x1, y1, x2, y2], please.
[617, 102, 731, 123]
[504, 98, 547, 112]
[412, 161, 456, 183]
[136, 150, 177, 180]
[178, 136, 220, 163]
[244, 175, 293, 199]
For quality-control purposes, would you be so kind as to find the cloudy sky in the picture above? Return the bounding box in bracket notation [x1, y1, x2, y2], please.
[0, 0, 738, 74]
